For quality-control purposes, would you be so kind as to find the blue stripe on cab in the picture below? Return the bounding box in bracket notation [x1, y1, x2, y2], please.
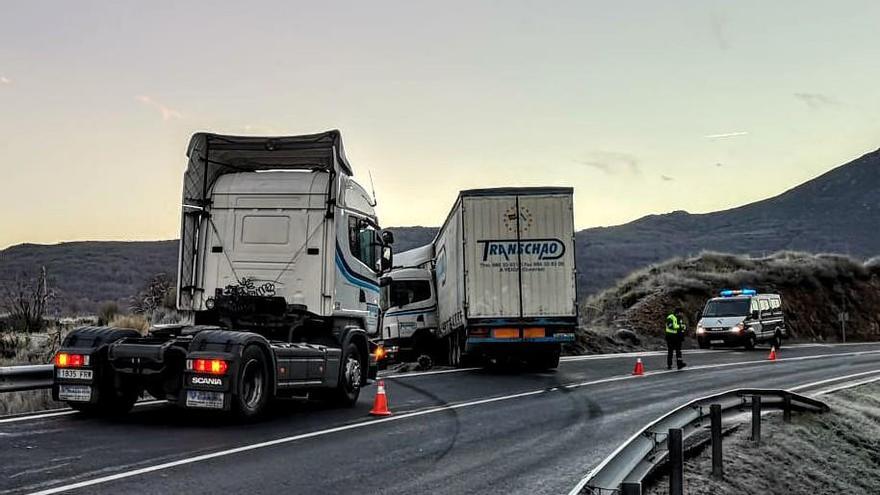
[334, 246, 380, 293]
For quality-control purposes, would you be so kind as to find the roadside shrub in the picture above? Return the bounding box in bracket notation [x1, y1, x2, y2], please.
[108, 314, 150, 334]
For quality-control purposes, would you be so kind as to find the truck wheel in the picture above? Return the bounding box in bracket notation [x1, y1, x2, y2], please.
[744, 333, 757, 350]
[318, 343, 362, 407]
[232, 346, 270, 419]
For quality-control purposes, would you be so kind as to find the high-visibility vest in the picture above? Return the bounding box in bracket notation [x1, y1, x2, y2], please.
[665, 314, 681, 334]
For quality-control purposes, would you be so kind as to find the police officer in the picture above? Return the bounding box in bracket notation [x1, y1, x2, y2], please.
[665, 308, 687, 370]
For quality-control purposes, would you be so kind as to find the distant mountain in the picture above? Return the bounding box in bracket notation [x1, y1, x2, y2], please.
[1, 149, 877, 314]
[577, 148, 880, 295]
[0, 241, 178, 315]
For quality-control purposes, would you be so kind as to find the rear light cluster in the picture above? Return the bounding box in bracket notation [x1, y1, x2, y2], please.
[55, 353, 89, 367]
[469, 328, 489, 338]
[188, 358, 228, 375]
[468, 327, 547, 339]
[523, 327, 545, 338]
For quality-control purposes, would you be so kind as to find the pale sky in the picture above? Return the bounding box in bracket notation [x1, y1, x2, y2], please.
[2, 1, 879, 249]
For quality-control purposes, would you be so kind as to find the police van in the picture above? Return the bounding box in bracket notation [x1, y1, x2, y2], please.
[695, 290, 787, 350]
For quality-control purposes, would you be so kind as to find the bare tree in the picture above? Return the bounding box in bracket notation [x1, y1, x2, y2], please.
[1, 266, 52, 333]
[130, 273, 175, 315]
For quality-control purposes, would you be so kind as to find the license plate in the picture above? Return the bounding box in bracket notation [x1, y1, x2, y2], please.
[710, 339, 724, 344]
[59, 384, 92, 402]
[186, 390, 225, 409]
[57, 369, 93, 380]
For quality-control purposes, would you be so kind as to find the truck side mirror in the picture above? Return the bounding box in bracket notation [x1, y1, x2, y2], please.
[381, 230, 395, 245]
[379, 246, 393, 273]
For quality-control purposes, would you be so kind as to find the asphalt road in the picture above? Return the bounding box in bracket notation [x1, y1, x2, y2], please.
[2, 342, 880, 495]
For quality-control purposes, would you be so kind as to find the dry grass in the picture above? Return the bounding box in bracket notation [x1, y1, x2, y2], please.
[583, 251, 880, 342]
[646, 383, 880, 495]
[108, 314, 150, 334]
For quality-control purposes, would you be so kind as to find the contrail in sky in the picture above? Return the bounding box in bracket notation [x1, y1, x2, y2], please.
[704, 131, 748, 139]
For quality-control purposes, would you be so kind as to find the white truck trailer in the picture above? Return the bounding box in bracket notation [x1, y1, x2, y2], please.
[53, 130, 394, 418]
[381, 187, 577, 369]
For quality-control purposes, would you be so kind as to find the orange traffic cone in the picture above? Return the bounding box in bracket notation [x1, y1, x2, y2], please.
[768, 347, 777, 361]
[632, 358, 645, 376]
[369, 380, 392, 416]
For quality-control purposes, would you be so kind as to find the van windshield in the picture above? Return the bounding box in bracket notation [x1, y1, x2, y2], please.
[703, 299, 751, 317]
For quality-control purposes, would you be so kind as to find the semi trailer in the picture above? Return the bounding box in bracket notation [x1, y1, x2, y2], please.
[53, 130, 394, 418]
[380, 187, 577, 369]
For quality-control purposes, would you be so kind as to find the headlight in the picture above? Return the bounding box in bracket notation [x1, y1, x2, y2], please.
[729, 323, 744, 333]
[696, 325, 705, 335]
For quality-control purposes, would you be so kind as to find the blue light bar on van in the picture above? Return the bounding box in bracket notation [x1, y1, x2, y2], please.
[720, 289, 757, 297]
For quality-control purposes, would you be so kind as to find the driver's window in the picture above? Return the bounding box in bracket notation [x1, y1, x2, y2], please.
[348, 216, 378, 271]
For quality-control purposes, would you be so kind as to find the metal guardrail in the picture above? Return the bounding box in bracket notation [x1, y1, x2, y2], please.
[0, 364, 54, 392]
[571, 388, 830, 495]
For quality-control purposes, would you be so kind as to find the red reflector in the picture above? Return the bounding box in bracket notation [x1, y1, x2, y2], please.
[193, 359, 228, 375]
[55, 353, 85, 367]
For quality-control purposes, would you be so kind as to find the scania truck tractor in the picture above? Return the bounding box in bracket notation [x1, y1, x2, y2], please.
[53, 130, 394, 418]
[380, 187, 577, 369]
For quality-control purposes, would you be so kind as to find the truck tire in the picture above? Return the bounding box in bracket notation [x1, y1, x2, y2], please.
[317, 343, 362, 407]
[232, 346, 270, 419]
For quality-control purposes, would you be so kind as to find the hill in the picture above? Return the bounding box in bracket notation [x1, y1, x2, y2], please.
[583, 251, 880, 343]
[0, 241, 179, 315]
[577, 148, 880, 295]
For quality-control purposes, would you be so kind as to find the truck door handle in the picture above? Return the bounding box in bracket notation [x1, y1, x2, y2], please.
[359, 289, 366, 303]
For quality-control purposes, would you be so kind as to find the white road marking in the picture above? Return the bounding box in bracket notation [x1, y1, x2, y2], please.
[813, 374, 880, 395]
[24, 348, 880, 495]
[790, 369, 880, 393]
[0, 400, 164, 425]
[380, 367, 480, 379]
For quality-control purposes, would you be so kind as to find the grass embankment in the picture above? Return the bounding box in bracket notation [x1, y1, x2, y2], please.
[646, 382, 880, 494]
[575, 251, 880, 351]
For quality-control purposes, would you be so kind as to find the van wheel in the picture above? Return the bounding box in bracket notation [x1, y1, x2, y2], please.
[697, 339, 709, 350]
[232, 346, 270, 419]
[744, 333, 757, 350]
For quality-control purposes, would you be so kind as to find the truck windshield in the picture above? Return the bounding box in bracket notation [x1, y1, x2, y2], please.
[389, 280, 431, 308]
[702, 299, 751, 317]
